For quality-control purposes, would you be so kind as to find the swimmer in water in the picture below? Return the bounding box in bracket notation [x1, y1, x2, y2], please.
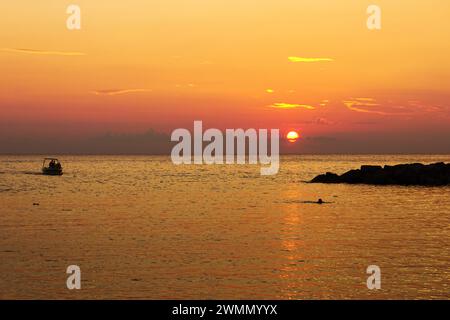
[300, 198, 329, 204]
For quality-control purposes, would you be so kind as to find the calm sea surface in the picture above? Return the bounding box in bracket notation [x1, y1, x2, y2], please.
[0, 155, 449, 299]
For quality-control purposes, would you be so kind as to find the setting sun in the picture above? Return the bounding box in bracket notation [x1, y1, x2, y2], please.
[286, 131, 300, 143]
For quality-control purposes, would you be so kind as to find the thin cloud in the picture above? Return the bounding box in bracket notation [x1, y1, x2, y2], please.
[343, 99, 388, 115]
[345, 105, 389, 115]
[344, 99, 380, 107]
[316, 117, 334, 125]
[319, 99, 330, 107]
[270, 103, 315, 110]
[92, 89, 153, 96]
[343, 99, 409, 116]
[288, 56, 333, 63]
[407, 100, 448, 113]
[294, 117, 335, 125]
[0, 48, 86, 56]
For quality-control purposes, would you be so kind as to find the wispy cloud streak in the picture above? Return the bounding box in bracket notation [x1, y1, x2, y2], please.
[288, 56, 333, 63]
[92, 89, 153, 96]
[343, 98, 387, 115]
[343, 98, 409, 116]
[0, 48, 86, 56]
[269, 103, 315, 110]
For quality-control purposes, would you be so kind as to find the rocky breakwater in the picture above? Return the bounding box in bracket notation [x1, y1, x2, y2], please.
[310, 162, 450, 186]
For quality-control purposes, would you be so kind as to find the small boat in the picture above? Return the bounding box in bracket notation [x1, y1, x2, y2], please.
[42, 158, 63, 176]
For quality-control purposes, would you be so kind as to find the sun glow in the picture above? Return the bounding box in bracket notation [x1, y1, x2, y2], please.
[286, 131, 299, 143]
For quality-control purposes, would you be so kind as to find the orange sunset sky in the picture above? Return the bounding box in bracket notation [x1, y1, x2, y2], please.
[0, 0, 449, 153]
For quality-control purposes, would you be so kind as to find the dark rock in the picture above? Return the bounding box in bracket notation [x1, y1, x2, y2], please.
[310, 162, 450, 186]
[310, 172, 340, 183]
[361, 165, 382, 173]
[340, 169, 362, 184]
